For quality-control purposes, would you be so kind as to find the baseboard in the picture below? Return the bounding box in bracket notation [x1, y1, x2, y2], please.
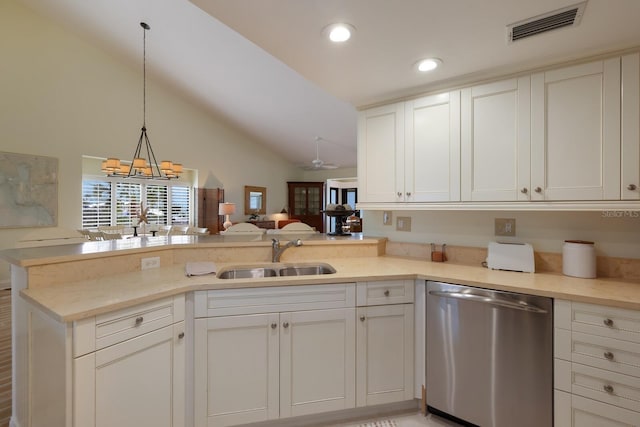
[10, 416, 21, 427]
[243, 400, 419, 427]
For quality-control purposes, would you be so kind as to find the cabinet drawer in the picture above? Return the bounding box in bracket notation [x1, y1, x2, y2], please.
[570, 302, 640, 344]
[571, 362, 640, 413]
[571, 331, 640, 378]
[356, 280, 414, 306]
[555, 390, 640, 427]
[73, 294, 185, 357]
[194, 283, 356, 317]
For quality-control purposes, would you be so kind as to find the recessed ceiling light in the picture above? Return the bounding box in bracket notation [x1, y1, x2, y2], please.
[324, 23, 355, 43]
[416, 58, 442, 72]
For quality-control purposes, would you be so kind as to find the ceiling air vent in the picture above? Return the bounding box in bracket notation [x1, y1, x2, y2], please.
[507, 2, 587, 43]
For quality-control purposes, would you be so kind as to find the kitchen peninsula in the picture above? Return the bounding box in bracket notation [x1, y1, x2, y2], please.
[2, 235, 640, 427]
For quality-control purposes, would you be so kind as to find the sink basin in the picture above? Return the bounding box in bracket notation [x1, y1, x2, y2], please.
[217, 263, 336, 279]
[278, 264, 337, 276]
[217, 267, 278, 279]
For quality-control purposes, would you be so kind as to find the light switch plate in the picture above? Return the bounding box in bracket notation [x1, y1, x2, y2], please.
[383, 211, 392, 225]
[396, 216, 411, 232]
[495, 218, 516, 236]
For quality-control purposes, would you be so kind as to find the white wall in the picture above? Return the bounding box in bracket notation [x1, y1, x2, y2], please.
[0, 0, 311, 283]
[363, 210, 640, 259]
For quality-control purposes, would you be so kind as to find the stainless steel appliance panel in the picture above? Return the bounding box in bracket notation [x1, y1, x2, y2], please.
[426, 281, 553, 427]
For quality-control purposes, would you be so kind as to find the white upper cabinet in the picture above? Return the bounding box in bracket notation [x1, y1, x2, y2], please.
[622, 53, 640, 200]
[358, 93, 460, 203]
[358, 103, 404, 203]
[461, 77, 531, 201]
[405, 92, 461, 202]
[531, 58, 621, 201]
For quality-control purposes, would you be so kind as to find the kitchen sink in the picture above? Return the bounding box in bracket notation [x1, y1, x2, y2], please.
[217, 267, 278, 279]
[278, 264, 336, 276]
[217, 263, 336, 279]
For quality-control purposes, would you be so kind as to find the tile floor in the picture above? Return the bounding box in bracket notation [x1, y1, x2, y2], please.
[324, 411, 461, 427]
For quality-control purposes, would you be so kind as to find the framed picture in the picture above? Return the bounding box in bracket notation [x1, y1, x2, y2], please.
[0, 151, 58, 228]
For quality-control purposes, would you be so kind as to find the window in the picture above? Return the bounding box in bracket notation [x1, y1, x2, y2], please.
[82, 180, 112, 228]
[81, 177, 192, 228]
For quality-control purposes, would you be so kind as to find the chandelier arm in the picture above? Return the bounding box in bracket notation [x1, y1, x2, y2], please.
[143, 130, 163, 178]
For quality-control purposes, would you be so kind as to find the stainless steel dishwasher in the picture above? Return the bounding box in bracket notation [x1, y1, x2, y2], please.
[426, 281, 553, 427]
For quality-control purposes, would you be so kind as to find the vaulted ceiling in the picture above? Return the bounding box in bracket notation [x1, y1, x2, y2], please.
[19, 0, 640, 169]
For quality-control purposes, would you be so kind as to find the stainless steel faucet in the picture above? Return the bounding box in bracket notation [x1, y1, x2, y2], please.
[271, 238, 303, 262]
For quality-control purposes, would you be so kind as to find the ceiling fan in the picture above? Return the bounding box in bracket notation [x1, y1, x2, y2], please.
[301, 137, 339, 170]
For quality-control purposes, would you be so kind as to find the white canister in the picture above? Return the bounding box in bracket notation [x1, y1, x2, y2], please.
[562, 240, 596, 279]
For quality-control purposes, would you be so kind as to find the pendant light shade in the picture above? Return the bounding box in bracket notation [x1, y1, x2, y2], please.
[104, 22, 181, 180]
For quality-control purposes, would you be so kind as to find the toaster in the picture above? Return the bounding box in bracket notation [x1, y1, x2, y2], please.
[486, 241, 535, 273]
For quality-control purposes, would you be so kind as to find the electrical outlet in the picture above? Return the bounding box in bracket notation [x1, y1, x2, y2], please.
[383, 211, 392, 225]
[396, 216, 411, 232]
[495, 218, 516, 237]
[141, 256, 160, 270]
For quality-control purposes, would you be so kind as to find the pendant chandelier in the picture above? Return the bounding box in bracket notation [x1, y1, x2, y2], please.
[102, 22, 182, 180]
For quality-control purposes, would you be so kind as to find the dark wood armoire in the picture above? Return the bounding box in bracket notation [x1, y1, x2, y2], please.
[196, 188, 224, 235]
[287, 181, 325, 233]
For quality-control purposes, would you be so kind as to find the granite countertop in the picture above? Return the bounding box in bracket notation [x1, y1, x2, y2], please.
[20, 255, 640, 323]
[1, 233, 374, 267]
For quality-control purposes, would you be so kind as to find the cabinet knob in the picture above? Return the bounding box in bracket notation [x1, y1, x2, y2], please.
[603, 384, 614, 394]
[406, 192, 412, 197]
[520, 188, 528, 194]
[534, 187, 542, 193]
[384, 290, 390, 297]
[604, 351, 614, 361]
[283, 322, 289, 328]
[135, 316, 144, 326]
[271, 323, 277, 329]
[628, 184, 637, 191]
[178, 332, 185, 339]
[360, 315, 366, 322]
[397, 192, 402, 197]
[603, 318, 614, 327]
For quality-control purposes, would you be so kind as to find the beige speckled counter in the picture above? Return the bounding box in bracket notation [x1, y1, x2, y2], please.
[19, 255, 640, 322]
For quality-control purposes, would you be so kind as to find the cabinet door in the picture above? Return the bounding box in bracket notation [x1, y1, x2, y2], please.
[531, 58, 621, 200]
[358, 103, 404, 202]
[356, 304, 414, 407]
[461, 77, 531, 201]
[405, 92, 461, 202]
[622, 53, 640, 200]
[194, 314, 279, 427]
[74, 323, 185, 427]
[280, 308, 356, 418]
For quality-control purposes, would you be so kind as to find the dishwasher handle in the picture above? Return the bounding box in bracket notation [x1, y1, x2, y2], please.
[428, 290, 548, 314]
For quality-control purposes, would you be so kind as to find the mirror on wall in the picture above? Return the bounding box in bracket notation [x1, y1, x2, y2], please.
[244, 185, 267, 215]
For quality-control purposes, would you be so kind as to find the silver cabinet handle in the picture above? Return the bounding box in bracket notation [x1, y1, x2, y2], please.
[534, 187, 542, 193]
[271, 323, 277, 329]
[135, 316, 144, 326]
[359, 315, 366, 322]
[178, 332, 185, 339]
[604, 351, 614, 360]
[406, 192, 411, 197]
[283, 322, 289, 328]
[603, 384, 614, 394]
[628, 184, 637, 191]
[397, 192, 402, 197]
[384, 290, 390, 297]
[603, 318, 614, 327]
[521, 188, 528, 194]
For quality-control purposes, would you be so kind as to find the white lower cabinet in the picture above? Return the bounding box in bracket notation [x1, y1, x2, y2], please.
[74, 322, 186, 427]
[554, 299, 640, 427]
[356, 281, 414, 407]
[193, 284, 357, 427]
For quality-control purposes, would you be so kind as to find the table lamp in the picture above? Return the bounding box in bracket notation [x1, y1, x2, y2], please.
[219, 202, 236, 230]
